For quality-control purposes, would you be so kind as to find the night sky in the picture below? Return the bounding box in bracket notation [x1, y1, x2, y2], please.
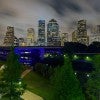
[0, 0, 100, 45]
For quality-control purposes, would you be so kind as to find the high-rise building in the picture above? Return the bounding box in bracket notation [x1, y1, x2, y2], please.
[19, 38, 26, 46]
[38, 20, 46, 46]
[72, 20, 89, 45]
[90, 25, 100, 44]
[27, 28, 35, 46]
[77, 20, 87, 37]
[47, 19, 61, 46]
[61, 33, 68, 46]
[4, 26, 15, 46]
[96, 25, 100, 34]
[0, 25, 5, 46]
[72, 30, 78, 42]
[14, 36, 19, 46]
[77, 20, 89, 45]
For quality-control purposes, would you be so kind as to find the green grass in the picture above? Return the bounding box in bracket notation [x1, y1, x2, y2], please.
[23, 71, 54, 100]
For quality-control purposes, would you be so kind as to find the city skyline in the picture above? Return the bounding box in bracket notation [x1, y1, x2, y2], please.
[2, 19, 100, 46]
[0, 0, 100, 45]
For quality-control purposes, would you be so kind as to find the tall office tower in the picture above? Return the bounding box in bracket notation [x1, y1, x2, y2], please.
[38, 20, 45, 46]
[4, 26, 15, 46]
[76, 20, 89, 45]
[19, 38, 25, 46]
[90, 25, 100, 44]
[61, 33, 68, 46]
[96, 25, 100, 34]
[0, 25, 5, 46]
[27, 28, 35, 46]
[72, 30, 78, 42]
[14, 36, 19, 46]
[47, 19, 61, 46]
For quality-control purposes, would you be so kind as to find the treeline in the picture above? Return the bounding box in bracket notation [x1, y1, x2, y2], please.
[63, 41, 100, 53]
[34, 54, 100, 100]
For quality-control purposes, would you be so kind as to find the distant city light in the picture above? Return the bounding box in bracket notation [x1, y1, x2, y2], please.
[50, 55, 52, 57]
[87, 74, 90, 77]
[18, 81, 22, 85]
[73, 55, 79, 60]
[85, 56, 92, 61]
[25, 57, 28, 59]
[63, 55, 66, 57]
[75, 72, 77, 75]
[25, 51, 30, 54]
[44, 53, 49, 57]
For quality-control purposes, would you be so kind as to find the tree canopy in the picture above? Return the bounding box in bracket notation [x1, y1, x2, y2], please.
[51, 55, 85, 100]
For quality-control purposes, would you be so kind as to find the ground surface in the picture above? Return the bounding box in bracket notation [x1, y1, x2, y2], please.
[21, 90, 43, 100]
[23, 71, 54, 100]
[0, 63, 44, 100]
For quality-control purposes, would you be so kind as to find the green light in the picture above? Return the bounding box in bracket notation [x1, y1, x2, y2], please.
[85, 56, 92, 61]
[73, 55, 78, 60]
[18, 81, 22, 85]
[44, 53, 49, 57]
[87, 74, 90, 77]
[50, 55, 52, 57]
[64, 55, 66, 57]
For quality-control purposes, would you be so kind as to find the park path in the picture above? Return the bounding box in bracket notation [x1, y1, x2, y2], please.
[21, 90, 43, 100]
[21, 68, 32, 78]
[21, 68, 43, 100]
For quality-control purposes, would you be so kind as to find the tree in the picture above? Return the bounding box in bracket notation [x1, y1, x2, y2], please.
[0, 47, 25, 100]
[51, 55, 85, 100]
[63, 42, 88, 54]
[88, 42, 100, 53]
[86, 55, 100, 100]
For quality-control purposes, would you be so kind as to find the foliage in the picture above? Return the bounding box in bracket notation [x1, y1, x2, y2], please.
[43, 55, 64, 67]
[86, 55, 100, 100]
[0, 47, 26, 99]
[88, 42, 100, 53]
[63, 42, 88, 54]
[35, 63, 54, 78]
[23, 71, 54, 100]
[51, 55, 85, 100]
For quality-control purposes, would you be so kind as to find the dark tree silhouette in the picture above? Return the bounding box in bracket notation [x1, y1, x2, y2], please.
[51, 55, 85, 100]
[0, 47, 26, 100]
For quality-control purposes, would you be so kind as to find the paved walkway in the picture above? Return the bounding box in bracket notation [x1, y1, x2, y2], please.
[21, 90, 43, 100]
[21, 69, 32, 78]
[21, 69, 43, 100]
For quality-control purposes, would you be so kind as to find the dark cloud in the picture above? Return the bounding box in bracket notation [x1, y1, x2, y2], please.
[87, 0, 100, 12]
[0, 9, 17, 17]
[40, 0, 83, 16]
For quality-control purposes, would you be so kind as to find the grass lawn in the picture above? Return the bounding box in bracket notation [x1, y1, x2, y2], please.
[23, 71, 54, 100]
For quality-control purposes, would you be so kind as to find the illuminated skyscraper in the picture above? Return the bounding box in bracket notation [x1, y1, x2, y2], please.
[19, 38, 26, 46]
[61, 33, 68, 46]
[72, 20, 89, 45]
[90, 25, 100, 44]
[4, 26, 15, 46]
[27, 28, 35, 46]
[96, 25, 100, 34]
[47, 19, 61, 46]
[38, 20, 45, 46]
[77, 20, 87, 37]
[14, 36, 19, 46]
[72, 30, 78, 42]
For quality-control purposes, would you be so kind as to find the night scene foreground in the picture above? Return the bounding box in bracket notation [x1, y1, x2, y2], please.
[0, 44, 100, 100]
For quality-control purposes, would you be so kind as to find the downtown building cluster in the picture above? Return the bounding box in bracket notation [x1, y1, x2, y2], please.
[3, 19, 100, 46]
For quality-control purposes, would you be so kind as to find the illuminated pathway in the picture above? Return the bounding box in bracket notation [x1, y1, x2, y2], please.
[21, 90, 43, 100]
[21, 68, 32, 78]
[21, 69, 43, 100]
